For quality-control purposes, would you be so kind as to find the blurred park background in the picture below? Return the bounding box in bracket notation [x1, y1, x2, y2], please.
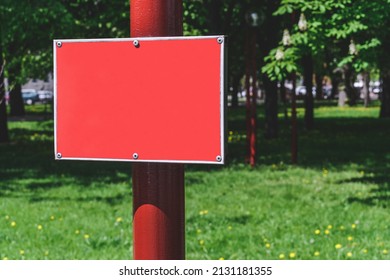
[0, 0, 389, 260]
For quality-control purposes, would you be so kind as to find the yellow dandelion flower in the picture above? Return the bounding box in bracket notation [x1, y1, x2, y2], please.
[19, 250, 25, 255]
[339, 225, 345, 231]
[227, 226, 232, 231]
[362, 249, 368, 254]
[219, 257, 224, 260]
[44, 251, 49, 256]
[279, 254, 285, 260]
[359, 171, 365, 176]
[10, 221, 16, 227]
[347, 236, 353, 241]
[116, 217, 123, 223]
[84, 234, 90, 239]
[37, 225, 43, 230]
[50, 215, 55, 221]
[199, 240, 205, 246]
[351, 224, 357, 229]
[314, 229, 321, 235]
[314, 251, 320, 257]
[196, 229, 202, 234]
[5, 215, 9, 220]
[327, 225, 333, 230]
[346, 252, 353, 258]
[199, 210, 209, 215]
[265, 243, 271, 249]
[3, 257, 8, 260]
[289, 252, 296, 259]
[324, 229, 330, 235]
[229, 131, 233, 135]
[75, 230, 80, 235]
[383, 249, 389, 255]
[335, 244, 342, 249]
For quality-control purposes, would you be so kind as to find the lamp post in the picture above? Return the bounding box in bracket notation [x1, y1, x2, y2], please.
[290, 13, 298, 164]
[245, 10, 261, 167]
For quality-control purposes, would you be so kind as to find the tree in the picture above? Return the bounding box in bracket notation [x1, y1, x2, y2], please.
[262, 0, 390, 120]
[1, 1, 74, 116]
[0, 27, 8, 143]
[0, 0, 130, 118]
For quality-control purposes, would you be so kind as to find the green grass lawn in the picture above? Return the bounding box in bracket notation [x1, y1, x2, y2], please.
[1, 101, 389, 260]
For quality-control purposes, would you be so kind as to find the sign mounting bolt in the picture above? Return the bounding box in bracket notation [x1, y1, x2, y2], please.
[217, 37, 224, 44]
[216, 155, 222, 162]
[133, 153, 139, 160]
[133, 40, 140, 48]
[56, 41, 62, 48]
[56, 153, 62, 159]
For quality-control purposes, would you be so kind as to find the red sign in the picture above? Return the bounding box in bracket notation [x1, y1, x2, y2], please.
[54, 36, 225, 164]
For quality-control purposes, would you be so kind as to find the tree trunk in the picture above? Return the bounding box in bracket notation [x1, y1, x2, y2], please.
[0, 48, 9, 143]
[231, 75, 240, 108]
[262, 0, 280, 138]
[362, 71, 370, 107]
[8, 62, 25, 116]
[380, 70, 390, 118]
[280, 79, 288, 120]
[264, 78, 278, 139]
[302, 53, 314, 130]
[315, 74, 323, 100]
[345, 64, 357, 106]
[331, 75, 340, 99]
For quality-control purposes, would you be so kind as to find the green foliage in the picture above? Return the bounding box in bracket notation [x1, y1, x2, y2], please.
[0, 0, 129, 83]
[262, 47, 299, 81]
[263, 0, 390, 81]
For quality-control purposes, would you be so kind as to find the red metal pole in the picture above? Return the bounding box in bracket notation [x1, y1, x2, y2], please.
[250, 30, 257, 167]
[130, 0, 185, 260]
[245, 31, 251, 164]
[245, 28, 257, 167]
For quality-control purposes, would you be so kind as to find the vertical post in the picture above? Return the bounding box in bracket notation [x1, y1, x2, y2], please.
[245, 28, 257, 167]
[291, 72, 298, 164]
[250, 30, 257, 167]
[0, 28, 9, 143]
[130, 0, 185, 260]
[290, 12, 298, 165]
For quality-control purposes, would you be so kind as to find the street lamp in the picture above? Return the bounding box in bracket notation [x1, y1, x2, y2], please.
[244, 10, 263, 167]
[246, 12, 260, 27]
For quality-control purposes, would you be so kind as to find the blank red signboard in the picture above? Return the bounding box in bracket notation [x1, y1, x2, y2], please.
[54, 36, 225, 164]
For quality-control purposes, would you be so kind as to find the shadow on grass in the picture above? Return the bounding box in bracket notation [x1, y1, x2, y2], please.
[1, 106, 389, 206]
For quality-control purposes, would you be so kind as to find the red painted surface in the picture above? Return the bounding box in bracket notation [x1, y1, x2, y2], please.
[130, 0, 185, 261]
[130, 0, 182, 37]
[55, 37, 222, 163]
[245, 29, 257, 167]
[132, 163, 185, 259]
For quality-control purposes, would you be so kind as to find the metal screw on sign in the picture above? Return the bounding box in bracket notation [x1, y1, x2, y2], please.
[133, 40, 140, 48]
[56, 153, 62, 159]
[216, 155, 222, 162]
[56, 41, 62, 48]
[217, 37, 224, 44]
[132, 153, 139, 160]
